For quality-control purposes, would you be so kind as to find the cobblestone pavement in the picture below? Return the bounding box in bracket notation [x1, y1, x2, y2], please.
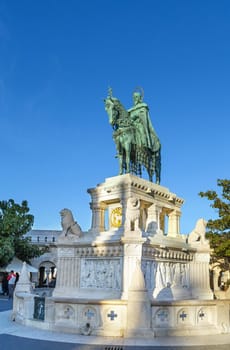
[1, 297, 230, 350]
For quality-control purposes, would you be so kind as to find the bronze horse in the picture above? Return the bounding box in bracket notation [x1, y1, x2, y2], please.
[105, 97, 136, 175]
[105, 96, 161, 184]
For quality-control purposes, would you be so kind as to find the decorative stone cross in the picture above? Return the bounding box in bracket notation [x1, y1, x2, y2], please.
[85, 309, 95, 320]
[157, 309, 168, 322]
[198, 310, 205, 320]
[179, 311, 187, 321]
[64, 307, 73, 319]
[107, 310, 118, 321]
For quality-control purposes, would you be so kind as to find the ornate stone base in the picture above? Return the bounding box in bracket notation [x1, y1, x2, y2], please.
[12, 175, 217, 337]
[13, 293, 230, 337]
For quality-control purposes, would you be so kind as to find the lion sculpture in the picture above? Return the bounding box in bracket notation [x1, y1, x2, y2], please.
[187, 218, 208, 245]
[124, 197, 140, 232]
[60, 208, 82, 238]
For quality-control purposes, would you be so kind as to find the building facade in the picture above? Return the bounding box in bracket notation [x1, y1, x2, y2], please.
[25, 229, 61, 287]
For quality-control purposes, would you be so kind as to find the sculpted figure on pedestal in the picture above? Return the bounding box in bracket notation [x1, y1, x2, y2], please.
[187, 218, 208, 245]
[60, 208, 82, 238]
[128, 90, 160, 151]
[105, 88, 161, 183]
[124, 197, 140, 232]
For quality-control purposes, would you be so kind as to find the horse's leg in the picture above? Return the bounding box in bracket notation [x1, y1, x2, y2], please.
[116, 139, 123, 175]
[148, 171, 153, 182]
[125, 144, 131, 173]
[155, 152, 161, 184]
[147, 162, 153, 182]
[149, 151, 157, 182]
[119, 155, 123, 175]
[138, 163, 142, 177]
[156, 168, 160, 184]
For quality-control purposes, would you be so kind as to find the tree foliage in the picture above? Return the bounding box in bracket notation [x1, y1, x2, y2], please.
[0, 199, 43, 267]
[199, 179, 230, 269]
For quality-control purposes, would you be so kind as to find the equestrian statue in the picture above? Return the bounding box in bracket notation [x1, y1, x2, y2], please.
[104, 88, 161, 184]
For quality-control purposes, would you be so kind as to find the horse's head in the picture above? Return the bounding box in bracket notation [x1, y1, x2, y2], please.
[104, 97, 114, 117]
[104, 97, 121, 130]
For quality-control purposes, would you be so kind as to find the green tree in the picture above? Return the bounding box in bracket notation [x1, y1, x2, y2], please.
[199, 179, 230, 269]
[0, 199, 43, 267]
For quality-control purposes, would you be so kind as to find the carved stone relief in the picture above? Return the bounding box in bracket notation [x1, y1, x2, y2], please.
[142, 260, 190, 293]
[80, 259, 121, 289]
[142, 260, 157, 289]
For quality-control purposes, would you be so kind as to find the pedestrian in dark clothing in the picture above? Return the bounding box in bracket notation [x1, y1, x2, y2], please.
[2, 272, 9, 296]
[15, 272, 19, 287]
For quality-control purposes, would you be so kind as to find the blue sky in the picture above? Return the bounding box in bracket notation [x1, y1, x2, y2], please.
[1, 0, 229, 233]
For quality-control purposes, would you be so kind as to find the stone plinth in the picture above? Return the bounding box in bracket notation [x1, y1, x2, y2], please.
[125, 260, 154, 337]
[189, 244, 213, 300]
[87, 174, 184, 238]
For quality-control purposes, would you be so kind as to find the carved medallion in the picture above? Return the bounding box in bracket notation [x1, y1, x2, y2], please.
[110, 207, 122, 228]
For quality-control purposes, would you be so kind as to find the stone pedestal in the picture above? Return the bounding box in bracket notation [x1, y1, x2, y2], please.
[121, 233, 146, 300]
[125, 260, 154, 337]
[13, 262, 34, 321]
[189, 244, 213, 300]
[126, 290, 154, 337]
[53, 246, 80, 298]
[12, 174, 219, 337]
[87, 174, 184, 237]
[14, 262, 32, 294]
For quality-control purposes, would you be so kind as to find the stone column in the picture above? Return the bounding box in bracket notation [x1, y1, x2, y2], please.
[13, 262, 34, 322]
[89, 202, 106, 233]
[190, 246, 213, 299]
[53, 246, 80, 297]
[120, 237, 146, 300]
[168, 210, 181, 237]
[145, 204, 162, 235]
[125, 261, 153, 337]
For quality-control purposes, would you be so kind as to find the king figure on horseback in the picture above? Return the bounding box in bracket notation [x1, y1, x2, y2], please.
[104, 88, 161, 184]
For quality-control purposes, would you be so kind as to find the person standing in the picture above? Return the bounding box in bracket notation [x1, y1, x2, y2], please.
[2, 272, 9, 296]
[7, 270, 16, 299]
[15, 272, 19, 287]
